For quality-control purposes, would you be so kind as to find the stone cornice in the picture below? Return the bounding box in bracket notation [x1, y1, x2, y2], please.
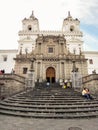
[18, 30, 83, 37]
[14, 53, 87, 62]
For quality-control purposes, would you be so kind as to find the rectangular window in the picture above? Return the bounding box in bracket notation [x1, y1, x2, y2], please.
[48, 47, 53, 53]
[2, 55, 7, 62]
[89, 59, 93, 64]
[23, 67, 28, 74]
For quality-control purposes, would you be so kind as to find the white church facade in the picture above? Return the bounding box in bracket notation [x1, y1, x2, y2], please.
[0, 11, 98, 81]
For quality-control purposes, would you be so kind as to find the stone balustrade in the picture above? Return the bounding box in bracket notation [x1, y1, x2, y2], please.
[82, 74, 98, 95]
[82, 74, 98, 83]
[0, 74, 26, 98]
[0, 73, 25, 84]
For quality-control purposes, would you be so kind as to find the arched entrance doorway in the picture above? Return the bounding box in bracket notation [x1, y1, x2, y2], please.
[46, 67, 55, 83]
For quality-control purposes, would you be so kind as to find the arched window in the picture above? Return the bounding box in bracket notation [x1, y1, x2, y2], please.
[70, 25, 74, 32]
[28, 25, 32, 31]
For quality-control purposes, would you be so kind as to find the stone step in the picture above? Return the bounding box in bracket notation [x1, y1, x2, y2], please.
[0, 104, 98, 113]
[8, 97, 84, 101]
[24, 89, 81, 95]
[22, 92, 82, 96]
[26, 90, 81, 94]
[0, 87, 98, 119]
[1, 101, 98, 109]
[4, 97, 97, 103]
[13, 97, 83, 100]
[2, 99, 98, 107]
[11, 92, 82, 96]
[0, 109, 98, 119]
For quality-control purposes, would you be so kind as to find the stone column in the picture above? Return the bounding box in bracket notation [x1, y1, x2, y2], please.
[71, 60, 82, 88]
[37, 62, 41, 82]
[26, 58, 35, 88]
[61, 62, 65, 79]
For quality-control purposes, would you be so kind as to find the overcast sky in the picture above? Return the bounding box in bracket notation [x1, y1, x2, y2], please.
[0, 0, 98, 51]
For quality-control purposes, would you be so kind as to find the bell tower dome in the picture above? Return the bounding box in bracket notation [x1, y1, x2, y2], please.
[62, 11, 80, 32]
[62, 11, 83, 54]
[18, 11, 39, 54]
[22, 11, 39, 32]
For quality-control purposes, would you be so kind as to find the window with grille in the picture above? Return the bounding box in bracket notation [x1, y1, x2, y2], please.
[2, 55, 7, 62]
[48, 47, 53, 53]
[23, 67, 28, 74]
[89, 59, 93, 64]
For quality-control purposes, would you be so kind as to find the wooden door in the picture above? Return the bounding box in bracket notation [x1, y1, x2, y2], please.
[46, 67, 55, 83]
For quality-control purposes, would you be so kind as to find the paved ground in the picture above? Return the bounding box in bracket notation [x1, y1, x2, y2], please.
[0, 115, 98, 130]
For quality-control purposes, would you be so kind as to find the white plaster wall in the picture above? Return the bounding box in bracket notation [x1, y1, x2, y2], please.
[0, 50, 17, 73]
[84, 51, 98, 74]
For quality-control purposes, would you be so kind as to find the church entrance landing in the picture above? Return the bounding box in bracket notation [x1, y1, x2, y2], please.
[46, 67, 55, 83]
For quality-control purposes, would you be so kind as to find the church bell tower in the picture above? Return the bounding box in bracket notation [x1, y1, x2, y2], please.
[62, 11, 83, 55]
[18, 11, 39, 54]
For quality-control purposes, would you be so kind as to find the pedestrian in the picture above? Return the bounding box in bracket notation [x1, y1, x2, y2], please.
[82, 88, 93, 100]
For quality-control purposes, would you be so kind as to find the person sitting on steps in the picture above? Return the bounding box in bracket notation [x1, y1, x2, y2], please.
[82, 87, 93, 100]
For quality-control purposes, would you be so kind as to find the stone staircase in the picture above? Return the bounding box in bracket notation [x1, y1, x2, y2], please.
[0, 86, 98, 119]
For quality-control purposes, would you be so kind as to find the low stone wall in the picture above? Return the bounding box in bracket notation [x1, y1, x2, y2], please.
[0, 74, 25, 98]
[3, 79, 25, 96]
[0, 73, 25, 83]
[82, 74, 98, 95]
